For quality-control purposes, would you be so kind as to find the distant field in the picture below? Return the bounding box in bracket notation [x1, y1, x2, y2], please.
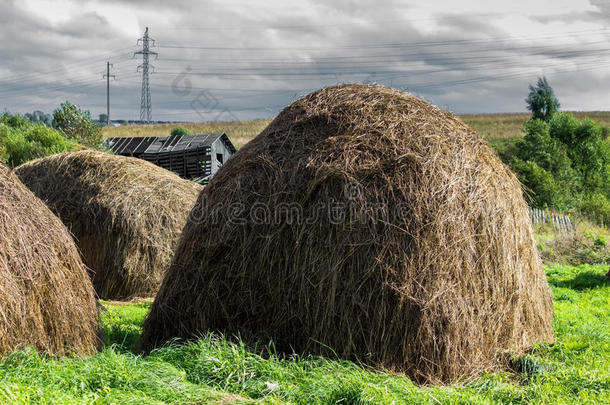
[461, 112, 610, 159]
[462, 111, 610, 143]
[102, 112, 610, 150]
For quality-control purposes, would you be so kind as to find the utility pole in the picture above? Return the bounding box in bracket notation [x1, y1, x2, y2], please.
[134, 27, 157, 123]
[102, 61, 115, 127]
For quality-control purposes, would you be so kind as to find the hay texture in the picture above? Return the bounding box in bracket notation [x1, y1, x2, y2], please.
[140, 84, 554, 383]
[15, 150, 203, 300]
[0, 162, 100, 356]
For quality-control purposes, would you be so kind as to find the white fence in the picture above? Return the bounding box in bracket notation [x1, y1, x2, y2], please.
[529, 207, 574, 232]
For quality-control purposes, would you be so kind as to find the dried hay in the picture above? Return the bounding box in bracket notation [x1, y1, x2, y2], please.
[0, 162, 101, 356]
[139, 84, 554, 383]
[15, 150, 202, 300]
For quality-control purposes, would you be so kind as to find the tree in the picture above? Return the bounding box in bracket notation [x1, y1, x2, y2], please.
[53, 101, 102, 147]
[515, 118, 577, 188]
[511, 159, 566, 209]
[549, 114, 610, 194]
[170, 126, 189, 136]
[525, 77, 560, 122]
[511, 112, 610, 217]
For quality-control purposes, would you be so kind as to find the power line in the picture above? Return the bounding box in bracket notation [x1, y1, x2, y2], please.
[158, 28, 610, 51]
[0, 47, 133, 85]
[156, 44, 610, 66]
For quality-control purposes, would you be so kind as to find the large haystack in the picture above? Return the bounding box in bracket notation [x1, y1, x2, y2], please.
[139, 84, 554, 383]
[15, 151, 203, 300]
[0, 162, 101, 356]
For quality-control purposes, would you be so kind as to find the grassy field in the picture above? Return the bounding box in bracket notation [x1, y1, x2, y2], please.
[102, 112, 610, 150]
[0, 264, 607, 404]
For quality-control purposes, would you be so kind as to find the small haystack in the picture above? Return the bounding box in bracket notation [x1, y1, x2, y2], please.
[139, 84, 554, 383]
[0, 162, 100, 356]
[15, 150, 203, 300]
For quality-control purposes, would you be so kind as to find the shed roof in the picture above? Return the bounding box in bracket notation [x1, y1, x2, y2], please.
[105, 133, 236, 156]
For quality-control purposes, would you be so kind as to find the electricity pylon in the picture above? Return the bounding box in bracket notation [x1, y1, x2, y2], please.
[134, 27, 157, 123]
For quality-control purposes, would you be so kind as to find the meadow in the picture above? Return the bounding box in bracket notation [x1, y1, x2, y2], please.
[102, 112, 610, 150]
[0, 263, 607, 404]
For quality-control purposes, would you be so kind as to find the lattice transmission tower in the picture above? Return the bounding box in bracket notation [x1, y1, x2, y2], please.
[134, 27, 157, 123]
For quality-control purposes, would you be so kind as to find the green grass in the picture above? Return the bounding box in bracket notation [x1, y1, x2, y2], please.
[0, 265, 608, 404]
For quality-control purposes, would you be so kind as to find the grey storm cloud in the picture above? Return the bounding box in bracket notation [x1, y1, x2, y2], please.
[529, 0, 610, 24]
[435, 14, 502, 35]
[590, 0, 610, 16]
[56, 12, 112, 38]
[1, 0, 609, 121]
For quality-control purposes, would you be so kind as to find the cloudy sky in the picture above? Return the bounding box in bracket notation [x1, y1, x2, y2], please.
[1, 0, 609, 122]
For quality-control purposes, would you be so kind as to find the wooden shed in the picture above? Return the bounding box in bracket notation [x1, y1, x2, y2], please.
[105, 133, 236, 181]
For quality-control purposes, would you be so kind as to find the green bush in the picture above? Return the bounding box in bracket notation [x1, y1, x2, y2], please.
[515, 119, 577, 186]
[53, 101, 102, 147]
[510, 111, 610, 223]
[0, 121, 79, 168]
[579, 194, 610, 226]
[511, 159, 568, 209]
[548, 112, 579, 146]
[546, 114, 610, 193]
[594, 235, 606, 247]
[0, 112, 30, 129]
[170, 126, 189, 136]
